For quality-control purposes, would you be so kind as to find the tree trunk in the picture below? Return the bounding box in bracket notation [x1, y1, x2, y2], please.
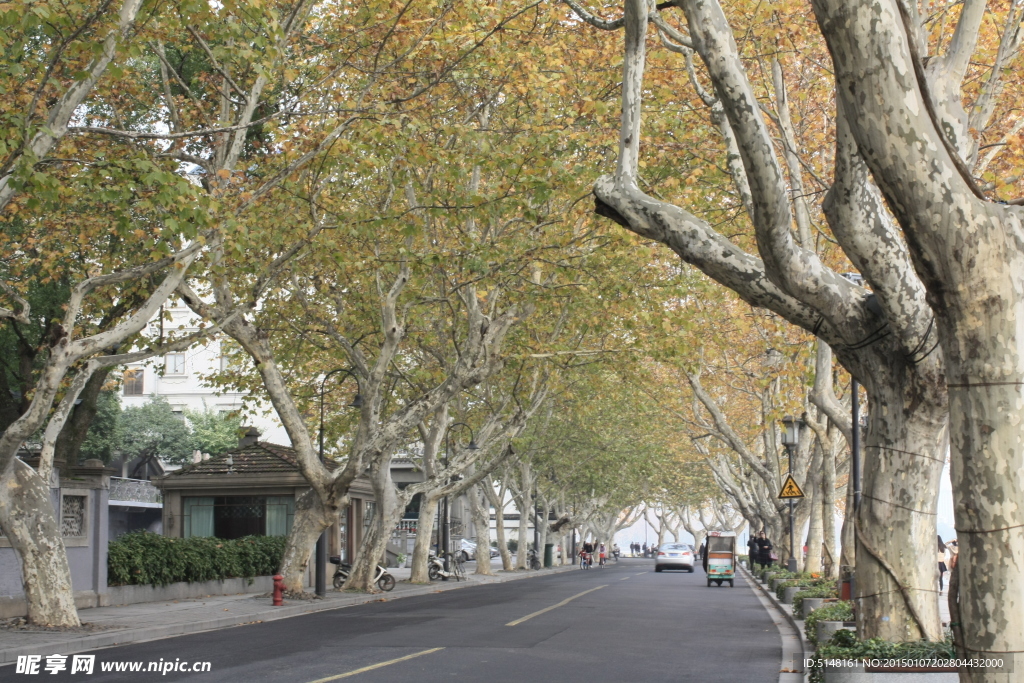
[277, 488, 334, 592]
[514, 486, 531, 570]
[468, 483, 493, 576]
[805, 478, 824, 575]
[52, 368, 114, 471]
[484, 484, 514, 571]
[410, 494, 439, 583]
[494, 505, 512, 571]
[805, 444, 825, 574]
[0, 459, 79, 626]
[535, 502, 548, 567]
[822, 438, 839, 579]
[347, 461, 400, 591]
[854, 379, 947, 642]
[946, 356, 1024, 673]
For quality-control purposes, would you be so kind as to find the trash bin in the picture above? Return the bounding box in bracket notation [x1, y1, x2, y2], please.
[544, 543, 554, 567]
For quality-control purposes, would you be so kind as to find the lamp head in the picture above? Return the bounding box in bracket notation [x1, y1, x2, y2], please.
[780, 415, 799, 446]
[349, 393, 363, 409]
[468, 439, 480, 450]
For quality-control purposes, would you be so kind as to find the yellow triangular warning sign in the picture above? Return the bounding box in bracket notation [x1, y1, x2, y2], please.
[779, 475, 805, 499]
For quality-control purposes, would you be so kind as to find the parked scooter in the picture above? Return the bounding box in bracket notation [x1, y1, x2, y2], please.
[427, 551, 463, 581]
[329, 555, 396, 592]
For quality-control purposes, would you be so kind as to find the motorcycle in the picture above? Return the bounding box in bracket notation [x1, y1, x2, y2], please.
[329, 555, 396, 592]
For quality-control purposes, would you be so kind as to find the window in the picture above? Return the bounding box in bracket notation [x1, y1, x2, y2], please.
[123, 368, 144, 396]
[61, 495, 87, 537]
[219, 339, 240, 371]
[164, 353, 185, 375]
[363, 501, 376, 535]
[183, 496, 294, 540]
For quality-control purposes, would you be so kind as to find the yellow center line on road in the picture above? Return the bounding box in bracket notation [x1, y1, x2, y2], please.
[306, 648, 445, 682]
[506, 585, 607, 627]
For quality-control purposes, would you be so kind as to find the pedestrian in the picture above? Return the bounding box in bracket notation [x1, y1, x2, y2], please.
[642, 542, 648, 557]
[756, 531, 774, 568]
[938, 535, 949, 593]
[948, 539, 959, 569]
[747, 535, 760, 570]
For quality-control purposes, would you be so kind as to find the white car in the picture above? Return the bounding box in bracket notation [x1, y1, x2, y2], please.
[655, 543, 695, 572]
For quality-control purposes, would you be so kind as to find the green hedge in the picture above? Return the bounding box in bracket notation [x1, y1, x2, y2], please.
[108, 532, 287, 587]
[804, 600, 854, 645]
[792, 580, 838, 614]
[810, 630, 956, 683]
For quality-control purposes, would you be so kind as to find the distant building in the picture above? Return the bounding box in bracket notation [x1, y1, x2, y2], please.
[120, 301, 288, 444]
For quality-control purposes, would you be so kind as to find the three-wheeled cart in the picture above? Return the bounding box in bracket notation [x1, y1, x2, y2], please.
[704, 531, 736, 587]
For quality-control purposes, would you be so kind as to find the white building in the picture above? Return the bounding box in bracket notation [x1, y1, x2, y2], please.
[120, 302, 289, 444]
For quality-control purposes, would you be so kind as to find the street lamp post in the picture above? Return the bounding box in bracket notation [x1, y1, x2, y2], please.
[317, 368, 363, 596]
[442, 422, 478, 573]
[780, 415, 804, 573]
[851, 379, 862, 512]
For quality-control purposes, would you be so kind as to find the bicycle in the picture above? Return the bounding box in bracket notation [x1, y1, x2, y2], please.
[579, 552, 592, 570]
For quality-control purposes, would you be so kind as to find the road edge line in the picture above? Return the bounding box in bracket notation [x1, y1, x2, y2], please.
[739, 565, 806, 683]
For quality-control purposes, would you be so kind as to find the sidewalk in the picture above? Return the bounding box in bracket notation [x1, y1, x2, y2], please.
[0, 560, 578, 665]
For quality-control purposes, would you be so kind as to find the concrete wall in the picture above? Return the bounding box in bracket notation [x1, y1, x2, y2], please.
[0, 576, 279, 618]
[104, 576, 275, 606]
[0, 466, 112, 617]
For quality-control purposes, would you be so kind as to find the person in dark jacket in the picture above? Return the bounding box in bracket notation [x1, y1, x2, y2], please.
[748, 535, 761, 569]
[756, 531, 774, 568]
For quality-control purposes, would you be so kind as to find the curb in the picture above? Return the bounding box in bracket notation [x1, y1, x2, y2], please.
[0, 564, 579, 664]
[740, 565, 810, 683]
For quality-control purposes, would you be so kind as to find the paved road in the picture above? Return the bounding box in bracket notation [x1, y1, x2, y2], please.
[27, 560, 781, 683]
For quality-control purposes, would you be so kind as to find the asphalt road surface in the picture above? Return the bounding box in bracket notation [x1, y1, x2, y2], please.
[25, 559, 781, 683]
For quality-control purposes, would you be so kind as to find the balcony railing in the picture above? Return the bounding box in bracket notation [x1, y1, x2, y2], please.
[109, 477, 162, 505]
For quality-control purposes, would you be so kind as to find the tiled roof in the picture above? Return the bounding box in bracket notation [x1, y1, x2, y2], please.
[163, 442, 337, 477]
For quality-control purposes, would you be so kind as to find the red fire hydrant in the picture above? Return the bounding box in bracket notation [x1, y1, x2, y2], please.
[272, 575, 285, 606]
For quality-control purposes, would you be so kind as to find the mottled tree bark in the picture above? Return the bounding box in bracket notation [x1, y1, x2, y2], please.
[410, 494, 440, 583]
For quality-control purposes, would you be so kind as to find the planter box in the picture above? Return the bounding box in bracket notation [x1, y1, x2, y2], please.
[822, 665, 958, 682]
[771, 577, 792, 592]
[817, 620, 855, 645]
[802, 597, 827, 617]
[783, 585, 807, 603]
[104, 576, 275, 607]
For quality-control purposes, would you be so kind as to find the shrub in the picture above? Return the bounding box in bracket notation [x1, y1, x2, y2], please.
[804, 600, 854, 645]
[108, 531, 287, 587]
[775, 579, 803, 600]
[774, 575, 825, 600]
[506, 539, 518, 553]
[792, 580, 838, 614]
[809, 630, 956, 683]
